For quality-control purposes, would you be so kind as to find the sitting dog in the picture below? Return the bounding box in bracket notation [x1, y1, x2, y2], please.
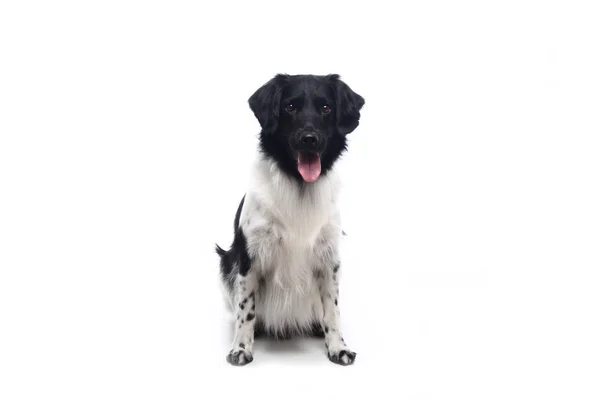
[216, 74, 364, 366]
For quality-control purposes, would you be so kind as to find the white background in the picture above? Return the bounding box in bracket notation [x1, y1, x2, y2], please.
[1, 1, 599, 399]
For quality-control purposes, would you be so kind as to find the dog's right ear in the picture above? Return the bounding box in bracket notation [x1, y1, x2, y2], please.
[248, 74, 288, 133]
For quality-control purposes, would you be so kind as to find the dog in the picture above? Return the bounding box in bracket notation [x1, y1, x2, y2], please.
[216, 74, 364, 366]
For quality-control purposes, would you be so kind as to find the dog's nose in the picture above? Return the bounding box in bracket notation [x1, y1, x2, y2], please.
[301, 133, 318, 147]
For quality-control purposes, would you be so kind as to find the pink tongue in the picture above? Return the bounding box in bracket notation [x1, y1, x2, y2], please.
[297, 153, 322, 183]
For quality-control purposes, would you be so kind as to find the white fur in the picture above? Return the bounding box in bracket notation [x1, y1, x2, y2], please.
[232, 156, 342, 334]
[223, 155, 355, 366]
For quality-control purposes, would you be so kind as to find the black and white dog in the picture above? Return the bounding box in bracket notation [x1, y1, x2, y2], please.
[216, 74, 364, 366]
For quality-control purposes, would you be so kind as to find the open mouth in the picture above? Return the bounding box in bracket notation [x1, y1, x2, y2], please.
[297, 152, 322, 183]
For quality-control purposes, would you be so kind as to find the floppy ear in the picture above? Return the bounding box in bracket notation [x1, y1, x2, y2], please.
[248, 74, 287, 133]
[328, 74, 365, 135]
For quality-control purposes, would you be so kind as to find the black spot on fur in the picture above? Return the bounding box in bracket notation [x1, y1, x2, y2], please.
[324, 326, 329, 334]
[246, 313, 255, 321]
[333, 264, 340, 274]
[239, 303, 245, 310]
[312, 324, 325, 338]
[239, 343, 245, 349]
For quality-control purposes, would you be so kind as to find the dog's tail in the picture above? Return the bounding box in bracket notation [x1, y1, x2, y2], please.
[215, 243, 234, 277]
[215, 243, 227, 258]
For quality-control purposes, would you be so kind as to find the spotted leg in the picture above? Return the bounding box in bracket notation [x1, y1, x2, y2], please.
[226, 271, 258, 366]
[319, 264, 356, 365]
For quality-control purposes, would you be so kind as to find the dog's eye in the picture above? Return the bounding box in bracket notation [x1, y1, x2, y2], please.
[322, 105, 331, 114]
[285, 104, 296, 113]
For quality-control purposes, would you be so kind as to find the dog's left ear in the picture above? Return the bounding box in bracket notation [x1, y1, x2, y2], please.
[328, 74, 365, 135]
[248, 74, 288, 133]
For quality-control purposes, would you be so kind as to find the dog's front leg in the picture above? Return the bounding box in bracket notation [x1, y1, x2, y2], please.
[226, 270, 258, 366]
[319, 264, 356, 365]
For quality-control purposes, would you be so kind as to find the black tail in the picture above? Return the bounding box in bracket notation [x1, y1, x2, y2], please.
[216, 195, 245, 286]
[215, 244, 227, 257]
[215, 243, 234, 278]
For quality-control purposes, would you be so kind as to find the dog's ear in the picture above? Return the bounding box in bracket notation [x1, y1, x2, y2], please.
[248, 74, 288, 133]
[328, 74, 365, 135]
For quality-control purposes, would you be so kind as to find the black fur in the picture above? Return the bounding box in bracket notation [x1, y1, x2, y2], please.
[226, 349, 253, 366]
[248, 74, 364, 182]
[328, 349, 356, 365]
[216, 195, 251, 291]
[253, 320, 325, 339]
[233, 195, 245, 232]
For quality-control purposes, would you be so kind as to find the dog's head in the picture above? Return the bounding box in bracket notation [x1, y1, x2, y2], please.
[249, 74, 364, 183]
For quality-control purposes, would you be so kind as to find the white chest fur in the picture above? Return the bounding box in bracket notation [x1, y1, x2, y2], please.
[238, 158, 343, 332]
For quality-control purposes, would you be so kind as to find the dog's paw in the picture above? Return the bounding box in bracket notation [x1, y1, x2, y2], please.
[327, 348, 357, 366]
[226, 348, 254, 366]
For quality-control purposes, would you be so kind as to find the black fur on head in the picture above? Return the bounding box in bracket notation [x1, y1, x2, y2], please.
[248, 74, 364, 183]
